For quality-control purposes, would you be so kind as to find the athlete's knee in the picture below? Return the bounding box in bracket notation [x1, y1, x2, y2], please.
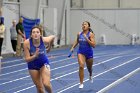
[35, 84, 44, 93]
[79, 64, 84, 70]
[42, 79, 51, 87]
[87, 67, 92, 73]
[44, 83, 51, 89]
[87, 65, 92, 69]
[43, 81, 50, 85]
[42, 81, 52, 92]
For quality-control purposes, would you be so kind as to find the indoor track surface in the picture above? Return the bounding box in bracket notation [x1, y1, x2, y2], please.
[0, 45, 140, 93]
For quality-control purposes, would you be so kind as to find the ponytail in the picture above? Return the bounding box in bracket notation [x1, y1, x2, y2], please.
[89, 28, 93, 33]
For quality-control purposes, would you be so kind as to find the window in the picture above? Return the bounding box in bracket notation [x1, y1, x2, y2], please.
[71, 0, 140, 9]
[71, 0, 83, 8]
[41, 0, 48, 6]
[7, 0, 19, 2]
[121, 0, 140, 8]
[83, 0, 118, 9]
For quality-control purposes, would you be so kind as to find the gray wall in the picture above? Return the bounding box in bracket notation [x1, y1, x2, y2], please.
[20, 0, 39, 18]
[70, 9, 140, 45]
[83, 0, 118, 9]
[48, 0, 66, 45]
[2, 0, 140, 48]
[43, 8, 58, 46]
[3, 3, 19, 54]
[72, 0, 140, 9]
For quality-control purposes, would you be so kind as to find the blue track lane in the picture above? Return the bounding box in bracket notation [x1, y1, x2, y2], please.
[0, 45, 140, 93]
[107, 70, 140, 93]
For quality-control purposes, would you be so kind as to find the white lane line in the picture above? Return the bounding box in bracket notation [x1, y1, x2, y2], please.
[0, 52, 124, 70]
[0, 76, 30, 86]
[96, 49, 136, 56]
[0, 47, 122, 64]
[1, 53, 118, 76]
[50, 57, 73, 64]
[1, 63, 26, 69]
[0, 68, 27, 76]
[2, 53, 68, 64]
[2, 48, 137, 68]
[0, 58, 74, 76]
[51, 56, 102, 71]
[3, 82, 33, 92]
[1, 57, 74, 70]
[13, 56, 121, 93]
[0, 57, 102, 85]
[2, 59, 23, 64]
[0, 54, 137, 86]
[14, 85, 35, 93]
[0, 56, 100, 77]
[57, 56, 140, 93]
[97, 67, 140, 93]
[2, 47, 138, 64]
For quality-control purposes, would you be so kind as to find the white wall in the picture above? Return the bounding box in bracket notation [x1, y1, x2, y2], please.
[70, 9, 140, 45]
[3, 3, 19, 54]
[72, 0, 140, 9]
[71, 0, 83, 8]
[121, 0, 140, 8]
[20, 0, 38, 18]
[43, 8, 58, 46]
[83, 0, 118, 9]
[48, 0, 66, 45]
[3, 0, 140, 47]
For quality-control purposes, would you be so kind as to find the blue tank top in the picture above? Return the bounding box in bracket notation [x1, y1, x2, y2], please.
[29, 37, 49, 65]
[78, 31, 93, 54]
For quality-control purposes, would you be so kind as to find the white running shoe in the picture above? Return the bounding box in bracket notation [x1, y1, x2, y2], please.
[79, 84, 84, 89]
[89, 76, 93, 83]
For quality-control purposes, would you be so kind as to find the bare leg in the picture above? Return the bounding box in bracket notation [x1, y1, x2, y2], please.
[40, 65, 53, 93]
[86, 58, 93, 82]
[77, 54, 86, 84]
[29, 70, 45, 93]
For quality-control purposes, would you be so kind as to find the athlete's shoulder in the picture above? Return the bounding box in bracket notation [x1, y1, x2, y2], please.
[89, 31, 95, 36]
[77, 32, 82, 35]
[41, 37, 46, 42]
[23, 39, 30, 49]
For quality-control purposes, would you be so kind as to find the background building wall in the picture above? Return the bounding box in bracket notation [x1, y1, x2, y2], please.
[3, 2, 19, 53]
[70, 9, 140, 45]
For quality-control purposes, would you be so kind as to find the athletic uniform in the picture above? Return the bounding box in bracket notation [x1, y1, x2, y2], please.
[27, 37, 49, 70]
[77, 31, 93, 59]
